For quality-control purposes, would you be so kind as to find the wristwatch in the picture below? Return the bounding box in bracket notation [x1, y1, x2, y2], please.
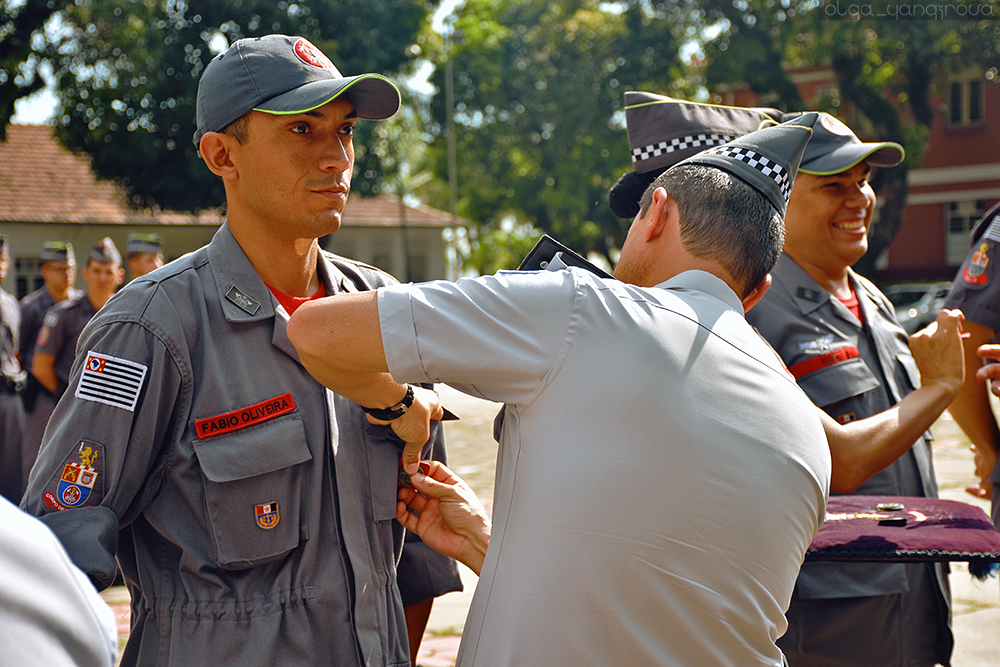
[361, 384, 414, 421]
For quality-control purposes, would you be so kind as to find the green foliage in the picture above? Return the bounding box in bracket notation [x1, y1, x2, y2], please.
[688, 0, 1000, 277]
[0, 1, 67, 141]
[419, 0, 694, 270]
[2, 0, 432, 211]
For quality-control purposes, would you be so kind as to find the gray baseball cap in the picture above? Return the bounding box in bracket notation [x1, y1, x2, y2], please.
[674, 112, 818, 216]
[194, 34, 400, 144]
[790, 112, 904, 175]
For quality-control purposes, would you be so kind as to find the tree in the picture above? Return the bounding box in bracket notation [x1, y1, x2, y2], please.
[691, 0, 1000, 277]
[0, 1, 66, 142]
[419, 0, 695, 270]
[1, 0, 433, 211]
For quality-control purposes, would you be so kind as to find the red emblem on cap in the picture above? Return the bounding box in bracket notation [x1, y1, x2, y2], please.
[293, 38, 334, 69]
[820, 114, 854, 137]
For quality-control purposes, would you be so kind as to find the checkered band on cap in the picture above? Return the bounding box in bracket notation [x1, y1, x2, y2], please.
[700, 144, 792, 202]
[631, 133, 738, 167]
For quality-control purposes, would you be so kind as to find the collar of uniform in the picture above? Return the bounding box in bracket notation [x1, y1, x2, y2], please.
[658, 269, 744, 314]
[208, 223, 360, 323]
[208, 223, 276, 323]
[771, 254, 832, 316]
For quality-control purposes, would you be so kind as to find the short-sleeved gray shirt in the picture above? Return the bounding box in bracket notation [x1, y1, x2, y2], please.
[379, 267, 831, 667]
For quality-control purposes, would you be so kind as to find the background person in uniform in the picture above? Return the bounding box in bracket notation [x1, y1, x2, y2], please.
[32, 238, 124, 403]
[745, 114, 954, 667]
[0, 234, 28, 502]
[125, 232, 164, 280]
[936, 201, 1000, 529]
[611, 95, 963, 666]
[288, 116, 835, 666]
[22, 34, 457, 667]
[19, 241, 81, 487]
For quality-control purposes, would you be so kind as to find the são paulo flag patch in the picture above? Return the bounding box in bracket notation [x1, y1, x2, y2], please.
[75, 351, 147, 412]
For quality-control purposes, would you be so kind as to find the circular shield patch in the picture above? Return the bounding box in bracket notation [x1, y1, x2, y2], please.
[293, 38, 334, 70]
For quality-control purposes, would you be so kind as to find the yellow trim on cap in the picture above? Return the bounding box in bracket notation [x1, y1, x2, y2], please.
[252, 75, 400, 116]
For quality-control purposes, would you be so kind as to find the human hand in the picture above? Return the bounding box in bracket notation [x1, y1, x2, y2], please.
[367, 386, 444, 474]
[909, 309, 965, 393]
[396, 461, 490, 576]
[975, 344, 1000, 397]
[964, 443, 997, 499]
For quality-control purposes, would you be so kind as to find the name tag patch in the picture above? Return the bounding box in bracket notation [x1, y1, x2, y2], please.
[195, 393, 296, 439]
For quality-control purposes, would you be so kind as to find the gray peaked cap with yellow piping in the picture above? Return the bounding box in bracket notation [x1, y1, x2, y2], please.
[194, 34, 400, 144]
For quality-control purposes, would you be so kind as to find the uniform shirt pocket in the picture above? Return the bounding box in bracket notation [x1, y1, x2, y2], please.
[365, 422, 406, 522]
[795, 351, 881, 409]
[194, 414, 312, 569]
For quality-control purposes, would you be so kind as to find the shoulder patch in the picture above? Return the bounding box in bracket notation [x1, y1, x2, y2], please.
[75, 351, 147, 411]
[982, 215, 1000, 244]
[961, 242, 992, 288]
[43, 440, 105, 511]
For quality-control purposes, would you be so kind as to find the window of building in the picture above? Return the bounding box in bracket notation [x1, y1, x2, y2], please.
[946, 200, 987, 265]
[948, 70, 985, 127]
[13, 256, 44, 300]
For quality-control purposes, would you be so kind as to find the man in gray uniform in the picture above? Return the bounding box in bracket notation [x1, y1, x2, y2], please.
[745, 114, 953, 666]
[19, 241, 81, 486]
[938, 201, 1000, 528]
[288, 116, 834, 666]
[32, 238, 124, 402]
[0, 235, 27, 502]
[23, 35, 454, 667]
[125, 232, 164, 280]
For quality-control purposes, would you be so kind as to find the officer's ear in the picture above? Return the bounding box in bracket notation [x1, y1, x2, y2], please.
[741, 273, 772, 313]
[198, 132, 238, 180]
[641, 187, 674, 242]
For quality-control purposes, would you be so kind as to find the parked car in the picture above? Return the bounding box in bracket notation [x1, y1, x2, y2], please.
[884, 282, 953, 335]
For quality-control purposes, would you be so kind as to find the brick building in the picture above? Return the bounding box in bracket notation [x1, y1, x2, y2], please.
[717, 65, 998, 283]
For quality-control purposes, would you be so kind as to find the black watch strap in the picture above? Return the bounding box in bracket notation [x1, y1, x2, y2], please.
[361, 384, 414, 421]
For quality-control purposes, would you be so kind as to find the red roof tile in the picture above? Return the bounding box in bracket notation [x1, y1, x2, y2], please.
[0, 124, 457, 228]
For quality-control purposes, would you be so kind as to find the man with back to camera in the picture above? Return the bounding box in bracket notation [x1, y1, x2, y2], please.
[22, 34, 459, 666]
[125, 233, 164, 280]
[745, 113, 954, 666]
[287, 115, 835, 666]
[608, 92, 965, 666]
[19, 240, 81, 490]
[611, 93, 964, 496]
[0, 234, 28, 502]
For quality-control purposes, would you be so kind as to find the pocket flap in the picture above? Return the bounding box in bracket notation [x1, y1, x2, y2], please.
[795, 354, 880, 408]
[194, 415, 311, 483]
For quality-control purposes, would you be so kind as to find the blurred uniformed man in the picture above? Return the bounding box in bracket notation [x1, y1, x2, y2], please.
[19, 241, 81, 485]
[0, 235, 28, 501]
[27, 239, 123, 479]
[125, 232, 164, 280]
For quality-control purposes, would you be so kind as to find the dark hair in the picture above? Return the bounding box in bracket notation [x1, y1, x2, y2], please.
[639, 164, 783, 297]
[221, 113, 251, 144]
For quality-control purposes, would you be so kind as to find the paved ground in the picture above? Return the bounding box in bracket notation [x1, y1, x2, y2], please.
[100, 384, 1000, 666]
